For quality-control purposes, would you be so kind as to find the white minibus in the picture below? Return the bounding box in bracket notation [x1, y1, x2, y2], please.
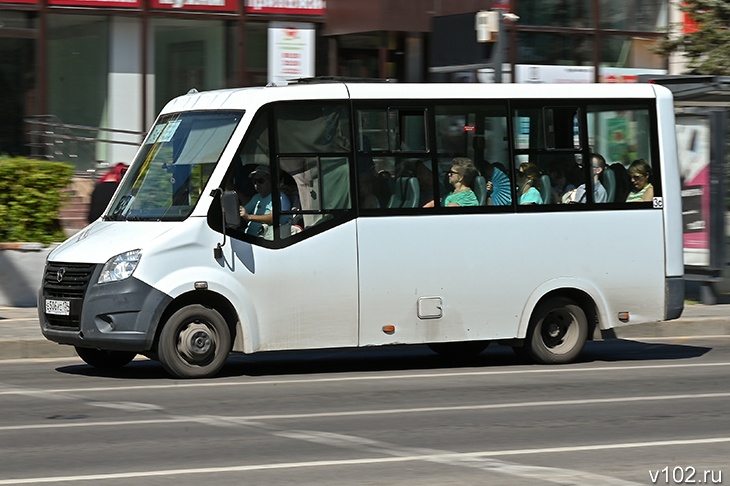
[39, 79, 684, 378]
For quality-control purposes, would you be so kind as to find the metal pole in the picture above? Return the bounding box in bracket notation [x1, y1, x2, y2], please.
[494, 9, 505, 83]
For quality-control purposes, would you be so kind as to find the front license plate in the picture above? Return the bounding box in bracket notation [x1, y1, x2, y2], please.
[45, 299, 70, 316]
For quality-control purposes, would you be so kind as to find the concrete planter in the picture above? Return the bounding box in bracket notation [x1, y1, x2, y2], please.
[0, 243, 58, 307]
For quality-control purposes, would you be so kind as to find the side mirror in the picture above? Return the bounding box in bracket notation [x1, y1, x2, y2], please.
[221, 191, 241, 228]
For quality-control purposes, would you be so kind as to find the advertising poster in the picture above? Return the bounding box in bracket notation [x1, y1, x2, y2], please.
[676, 117, 711, 267]
[247, 0, 325, 16]
[268, 22, 315, 85]
[606, 116, 630, 164]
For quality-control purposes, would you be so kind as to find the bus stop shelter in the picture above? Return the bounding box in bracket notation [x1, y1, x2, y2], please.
[640, 75, 730, 303]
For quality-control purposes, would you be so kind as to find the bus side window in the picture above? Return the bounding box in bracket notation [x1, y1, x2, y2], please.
[356, 107, 429, 210]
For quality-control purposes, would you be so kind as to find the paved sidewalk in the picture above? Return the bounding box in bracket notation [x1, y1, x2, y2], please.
[1, 304, 729, 361]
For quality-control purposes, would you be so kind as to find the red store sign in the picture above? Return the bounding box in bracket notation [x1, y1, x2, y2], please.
[48, 0, 142, 6]
[150, 0, 237, 11]
[246, 0, 325, 16]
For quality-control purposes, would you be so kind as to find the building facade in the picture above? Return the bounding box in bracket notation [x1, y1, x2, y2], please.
[0, 0, 677, 168]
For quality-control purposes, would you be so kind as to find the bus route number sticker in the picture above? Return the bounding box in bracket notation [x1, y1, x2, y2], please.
[653, 197, 663, 209]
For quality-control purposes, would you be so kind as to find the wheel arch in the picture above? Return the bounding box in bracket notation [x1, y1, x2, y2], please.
[518, 286, 599, 340]
[153, 290, 241, 353]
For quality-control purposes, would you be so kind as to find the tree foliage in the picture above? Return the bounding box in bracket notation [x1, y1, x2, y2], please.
[0, 157, 74, 244]
[656, 0, 730, 75]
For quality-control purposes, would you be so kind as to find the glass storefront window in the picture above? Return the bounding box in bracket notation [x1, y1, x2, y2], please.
[516, 0, 594, 28]
[600, 35, 665, 69]
[246, 21, 268, 86]
[150, 18, 230, 113]
[0, 10, 36, 29]
[47, 14, 109, 169]
[517, 32, 594, 66]
[600, 0, 668, 31]
[0, 12, 36, 157]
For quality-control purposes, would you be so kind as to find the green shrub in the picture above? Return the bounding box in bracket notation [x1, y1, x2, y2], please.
[0, 157, 74, 244]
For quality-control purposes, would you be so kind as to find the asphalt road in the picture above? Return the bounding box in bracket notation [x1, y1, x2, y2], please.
[1, 338, 728, 485]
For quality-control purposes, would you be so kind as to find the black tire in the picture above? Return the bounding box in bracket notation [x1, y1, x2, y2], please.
[75, 347, 136, 369]
[526, 297, 588, 364]
[428, 340, 489, 358]
[157, 304, 231, 379]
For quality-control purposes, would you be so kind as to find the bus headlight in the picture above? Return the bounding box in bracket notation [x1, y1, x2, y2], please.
[98, 250, 142, 284]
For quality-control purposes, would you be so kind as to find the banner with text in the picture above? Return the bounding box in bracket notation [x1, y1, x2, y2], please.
[49, 0, 142, 6]
[248, 0, 325, 16]
[268, 22, 315, 85]
[150, 0, 237, 11]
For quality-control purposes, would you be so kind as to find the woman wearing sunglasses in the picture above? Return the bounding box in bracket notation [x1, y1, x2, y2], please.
[423, 157, 479, 208]
[626, 158, 654, 203]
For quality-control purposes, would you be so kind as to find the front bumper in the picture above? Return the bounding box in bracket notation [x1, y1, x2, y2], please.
[39, 263, 172, 352]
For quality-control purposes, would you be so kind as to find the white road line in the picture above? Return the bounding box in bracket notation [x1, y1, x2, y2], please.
[1, 361, 729, 396]
[274, 430, 642, 486]
[1, 436, 728, 484]
[1, 391, 729, 432]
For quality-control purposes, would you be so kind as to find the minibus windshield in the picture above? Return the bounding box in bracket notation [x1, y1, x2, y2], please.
[106, 111, 243, 221]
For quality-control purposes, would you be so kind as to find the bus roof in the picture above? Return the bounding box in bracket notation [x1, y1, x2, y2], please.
[160, 81, 670, 115]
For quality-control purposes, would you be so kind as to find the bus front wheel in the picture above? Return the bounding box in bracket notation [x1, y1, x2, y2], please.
[526, 297, 588, 364]
[157, 304, 231, 379]
[75, 347, 136, 369]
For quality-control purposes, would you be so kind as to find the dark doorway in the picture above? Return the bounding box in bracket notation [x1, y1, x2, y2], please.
[0, 36, 36, 156]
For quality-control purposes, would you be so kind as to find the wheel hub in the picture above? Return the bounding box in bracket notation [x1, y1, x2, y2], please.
[178, 322, 216, 363]
[543, 312, 571, 347]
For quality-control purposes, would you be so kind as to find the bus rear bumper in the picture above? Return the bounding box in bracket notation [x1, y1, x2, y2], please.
[665, 276, 684, 320]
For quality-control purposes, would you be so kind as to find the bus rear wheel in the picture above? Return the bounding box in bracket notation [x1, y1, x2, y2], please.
[157, 304, 231, 379]
[526, 297, 588, 364]
[75, 347, 136, 369]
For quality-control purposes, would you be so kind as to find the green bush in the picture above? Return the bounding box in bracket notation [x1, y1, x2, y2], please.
[0, 157, 74, 244]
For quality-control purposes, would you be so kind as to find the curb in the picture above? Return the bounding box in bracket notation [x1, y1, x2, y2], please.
[0, 339, 77, 360]
[613, 317, 730, 339]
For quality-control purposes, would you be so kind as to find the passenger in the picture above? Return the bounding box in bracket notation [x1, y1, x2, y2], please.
[626, 158, 654, 202]
[548, 165, 575, 204]
[358, 171, 380, 209]
[563, 153, 608, 203]
[423, 157, 478, 207]
[240, 165, 291, 238]
[516, 162, 543, 205]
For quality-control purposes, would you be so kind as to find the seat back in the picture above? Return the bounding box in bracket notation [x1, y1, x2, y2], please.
[401, 177, 420, 208]
[388, 177, 420, 208]
[473, 175, 488, 205]
[601, 167, 616, 202]
[539, 174, 552, 204]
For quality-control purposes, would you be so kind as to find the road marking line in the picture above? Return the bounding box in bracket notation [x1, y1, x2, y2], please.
[1, 391, 729, 432]
[1, 361, 729, 396]
[275, 429, 641, 486]
[1, 436, 728, 484]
